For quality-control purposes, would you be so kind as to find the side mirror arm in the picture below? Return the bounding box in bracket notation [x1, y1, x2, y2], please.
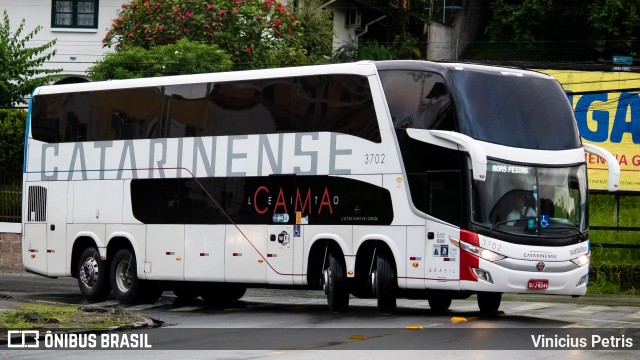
[583, 143, 620, 192]
[406, 129, 487, 181]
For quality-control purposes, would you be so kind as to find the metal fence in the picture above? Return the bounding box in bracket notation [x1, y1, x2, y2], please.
[0, 166, 21, 222]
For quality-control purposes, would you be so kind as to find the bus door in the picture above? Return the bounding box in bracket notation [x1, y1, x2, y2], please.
[424, 220, 460, 289]
[422, 167, 462, 289]
[45, 181, 68, 276]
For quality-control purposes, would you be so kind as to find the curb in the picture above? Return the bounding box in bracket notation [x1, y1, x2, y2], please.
[0, 296, 162, 347]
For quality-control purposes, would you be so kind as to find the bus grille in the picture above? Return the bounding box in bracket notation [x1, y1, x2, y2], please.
[27, 185, 47, 222]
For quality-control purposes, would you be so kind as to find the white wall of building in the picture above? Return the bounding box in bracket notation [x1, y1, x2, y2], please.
[0, 0, 120, 77]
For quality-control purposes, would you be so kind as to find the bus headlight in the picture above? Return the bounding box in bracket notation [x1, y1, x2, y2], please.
[571, 253, 590, 267]
[455, 239, 506, 262]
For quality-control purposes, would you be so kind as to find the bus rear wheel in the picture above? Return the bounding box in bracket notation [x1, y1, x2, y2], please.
[375, 251, 397, 313]
[77, 247, 111, 301]
[173, 284, 200, 302]
[199, 285, 247, 306]
[110, 248, 162, 304]
[322, 251, 349, 312]
[477, 292, 502, 314]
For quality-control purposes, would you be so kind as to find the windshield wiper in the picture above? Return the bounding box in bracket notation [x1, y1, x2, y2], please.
[541, 225, 588, 242]
[488, 218, 587, 242]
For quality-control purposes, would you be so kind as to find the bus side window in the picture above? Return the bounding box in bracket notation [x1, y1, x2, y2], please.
[379, 70, 454, 131]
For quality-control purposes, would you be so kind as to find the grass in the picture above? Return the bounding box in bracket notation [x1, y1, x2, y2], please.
[0, 302, 147, 330]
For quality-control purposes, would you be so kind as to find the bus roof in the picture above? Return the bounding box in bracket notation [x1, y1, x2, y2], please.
[34, 61, 380, 96]
[34, 60, 554, 96]
[374, 60, 554, 80]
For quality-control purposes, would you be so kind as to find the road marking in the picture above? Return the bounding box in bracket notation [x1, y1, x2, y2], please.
[571, 305, 611, 314]
[168, 306, 206, 312]
[508, 302, 554, 312]
[627, 310, 640, 319]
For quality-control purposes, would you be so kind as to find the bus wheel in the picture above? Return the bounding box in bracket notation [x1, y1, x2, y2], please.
[375, 251, 397, 313]
[427, 294, 452, 312]
[173, 285, 200, 302]
[77, 247, 111, 301]
[477, 292, 502, 314]
[322, 251, 349, 312]
[110, 248, 162, 304]
[200, 285, 247, 305]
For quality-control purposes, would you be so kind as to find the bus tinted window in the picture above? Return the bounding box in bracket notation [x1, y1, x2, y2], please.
[379, 70, 455, 131]
[450, 70, 581, 150]
[32, 75, 381, 143]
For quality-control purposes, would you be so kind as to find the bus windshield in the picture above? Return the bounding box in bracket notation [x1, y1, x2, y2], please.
[449, 69, 581, 150]
[472, 160, 588, 238]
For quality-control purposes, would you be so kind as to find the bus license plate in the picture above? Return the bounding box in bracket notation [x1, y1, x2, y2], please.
[528, 279, 549, 290]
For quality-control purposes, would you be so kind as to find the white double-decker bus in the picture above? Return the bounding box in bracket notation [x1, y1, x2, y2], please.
[22, 61, 620, 312]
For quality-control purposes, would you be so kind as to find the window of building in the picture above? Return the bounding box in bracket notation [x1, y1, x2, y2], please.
[52, 0, 99, 29]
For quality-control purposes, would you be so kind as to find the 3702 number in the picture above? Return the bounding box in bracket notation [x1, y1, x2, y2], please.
[481, 239, 502, 252]
[364, 153, 385, 165]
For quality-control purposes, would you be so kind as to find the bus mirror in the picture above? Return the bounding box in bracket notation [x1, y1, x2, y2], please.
[406, 129, 487, 182]
[583, 143, 620, 192]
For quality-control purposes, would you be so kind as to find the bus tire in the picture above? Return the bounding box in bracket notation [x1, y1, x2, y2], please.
[477, 292, 502, 314]
[200, 285, 247, 305]
[173, 285, 200, 302]
[376, 251, 397, 313]
[427, 294, 452, 312]
[77, 247, 111, 301]
[110, 248, 162, 304]
[323, 251, 349, 312]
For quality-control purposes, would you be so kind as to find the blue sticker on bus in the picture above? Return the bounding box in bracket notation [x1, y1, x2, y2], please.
[540, 214, 550, 228]
[293, 225, 301, 237]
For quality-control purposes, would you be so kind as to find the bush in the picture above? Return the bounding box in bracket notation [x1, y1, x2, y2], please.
[589, 263, 640, 294]
[89, 38, 233, 80]
[0, 108, 26, 169]
[103, 0, 306, 70]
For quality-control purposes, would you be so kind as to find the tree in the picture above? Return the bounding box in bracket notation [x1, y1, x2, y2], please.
[588, 0, 640, 56]
[481, 0, 640, 60]
[0, 109, 26, 169]
[103, 0, 306, 69]
[293, 0, 334, 64]
[0, 10, 60, 107]
[89, 38, 233, 80]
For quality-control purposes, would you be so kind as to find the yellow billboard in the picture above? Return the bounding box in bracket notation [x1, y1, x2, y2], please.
[541, 70, 640, 192]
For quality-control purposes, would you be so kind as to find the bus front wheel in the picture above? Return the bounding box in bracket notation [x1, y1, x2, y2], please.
[110, 248, 162, 304]
[77, 247, 111, 301]
[427, 294, 452, 312]
[477, 292, 502, 314]
[322, 251, 349, 312]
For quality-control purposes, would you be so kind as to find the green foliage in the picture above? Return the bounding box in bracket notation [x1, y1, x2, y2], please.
[103, 0, 306, 69]
[0, 303, 145, 329]
[619, 196, 640, 227]
[0, 108, 26, 169]
[333, 36, 420, 62]
[588, 0, 640, 55]
[89, 38, 233, 80]
[0, 10, 60, 106]
[293, 0, 333, 64]
[482, 0, 640, 59]
[589, 263, 640, 294]
[485, 0, 553, 44]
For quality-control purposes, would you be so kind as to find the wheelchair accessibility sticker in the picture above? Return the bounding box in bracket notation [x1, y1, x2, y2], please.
[540, 214, 550, 228]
